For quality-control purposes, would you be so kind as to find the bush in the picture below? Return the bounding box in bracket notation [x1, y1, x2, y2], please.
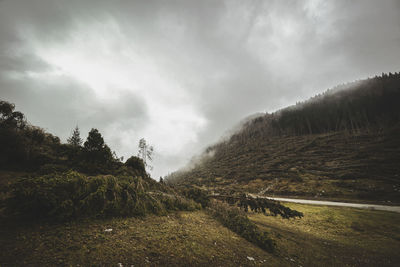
[181, 187, 210, 208]
[220, 194, 303, 219]
[5, 171, 198, 221]
[209, 200, 275, 252]
[125, 156, 146, 173]
[156, 192, 201, 211]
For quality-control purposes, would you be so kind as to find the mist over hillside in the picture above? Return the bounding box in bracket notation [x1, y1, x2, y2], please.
[167, 73, 400, 203]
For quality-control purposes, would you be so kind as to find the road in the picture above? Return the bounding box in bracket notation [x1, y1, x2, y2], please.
[250, 195, 400, 213]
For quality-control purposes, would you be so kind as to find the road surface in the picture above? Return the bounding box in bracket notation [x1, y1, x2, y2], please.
[250, 195, 400, 213]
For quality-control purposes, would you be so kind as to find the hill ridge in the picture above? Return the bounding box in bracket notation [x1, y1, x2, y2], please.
[167, 73, 400, 203]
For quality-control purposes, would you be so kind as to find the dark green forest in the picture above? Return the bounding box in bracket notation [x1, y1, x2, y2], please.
[232, 72, 400, 141]
[0, 100, 128, 175]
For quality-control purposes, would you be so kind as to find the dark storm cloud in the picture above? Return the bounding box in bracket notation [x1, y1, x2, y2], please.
[0, 0, 399, 177]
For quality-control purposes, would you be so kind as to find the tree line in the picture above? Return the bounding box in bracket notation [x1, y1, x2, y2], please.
[227, 72, 400, 144]
[0, 100, 153, 176]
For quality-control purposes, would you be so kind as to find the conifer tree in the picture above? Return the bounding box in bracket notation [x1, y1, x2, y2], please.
[67, 126, 83, 147]
[83, 128, 113, 164]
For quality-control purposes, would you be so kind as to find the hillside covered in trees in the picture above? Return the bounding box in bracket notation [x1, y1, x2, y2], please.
[167, 73, 400, 203]
[1, 100, 127, 175]
[0, 99, 203, 221]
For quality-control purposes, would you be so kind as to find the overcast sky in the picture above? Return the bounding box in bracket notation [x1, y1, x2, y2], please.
[1, 0, 399, 178]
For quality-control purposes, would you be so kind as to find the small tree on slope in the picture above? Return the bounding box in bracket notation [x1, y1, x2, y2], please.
[67, 126, 83, 147]
[138, 138, 154, 171]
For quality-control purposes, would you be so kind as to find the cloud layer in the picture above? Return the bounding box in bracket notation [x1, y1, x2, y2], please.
[1, 0, 399, 178]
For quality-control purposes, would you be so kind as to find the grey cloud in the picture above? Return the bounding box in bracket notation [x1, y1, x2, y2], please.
[0, 72, 148, 148]
[0, 52, 52, 74]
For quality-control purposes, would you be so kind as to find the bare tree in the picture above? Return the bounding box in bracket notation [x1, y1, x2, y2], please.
[138, 138, 154, 170]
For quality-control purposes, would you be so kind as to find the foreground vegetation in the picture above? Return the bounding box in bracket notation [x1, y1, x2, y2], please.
[4, 171, 199, 221]
[0, 211, 280, 266]
[1, 205, 398, 266]
[250, 203, 400, 266]
[1, 170, 297, 255]
[0, 99, 297, 262]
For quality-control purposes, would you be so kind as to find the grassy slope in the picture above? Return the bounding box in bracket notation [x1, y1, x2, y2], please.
[250, 203, 400, 267]
[173, 127, 400, 203]
[1, 206, 399, 266]
[0, 211, 280, 267]
[0, 171, 274, 266]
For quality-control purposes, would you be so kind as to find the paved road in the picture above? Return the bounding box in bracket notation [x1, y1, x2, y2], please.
[250, 195, 400, 213]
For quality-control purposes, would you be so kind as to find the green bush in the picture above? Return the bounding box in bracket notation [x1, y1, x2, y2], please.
[181, 187, 210, 208]
[219, 194, 303, 219]
[5, 171, 197, 221]
[125, 156, 146, 173]
[157, 193, 201, 211]
[209, 200, 275, 252]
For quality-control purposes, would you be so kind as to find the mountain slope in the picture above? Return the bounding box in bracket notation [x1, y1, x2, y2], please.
[167, 73, 400, 203]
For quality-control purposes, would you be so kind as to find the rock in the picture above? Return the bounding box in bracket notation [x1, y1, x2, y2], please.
[247, 256, 255, 261]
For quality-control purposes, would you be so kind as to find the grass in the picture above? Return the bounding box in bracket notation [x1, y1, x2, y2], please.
[0, 211, 281, 266]
[1, 171, 399, 266]
[1, 204, 399, 266]
[249, 203, 400, 266]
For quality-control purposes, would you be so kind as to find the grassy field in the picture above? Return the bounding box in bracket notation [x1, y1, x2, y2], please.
[1, 204, 399, 266]
[0, 211, 280, 266]
[249, 203, 400, 266]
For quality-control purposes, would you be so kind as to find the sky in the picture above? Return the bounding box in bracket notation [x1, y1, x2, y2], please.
[1, 0, 400, 179]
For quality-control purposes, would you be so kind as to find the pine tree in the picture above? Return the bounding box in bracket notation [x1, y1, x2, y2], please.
[67, 126, 83, 147]
[83, 128, 113, 164]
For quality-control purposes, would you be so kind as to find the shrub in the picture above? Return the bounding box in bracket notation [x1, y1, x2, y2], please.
[219, 194, 303, 219]
[156, 193, 201, 211]
[209, 200, 275, 252]
[181, 187, 210, 208]
[5, 171, 197, 221]
[125, 156, 146, 173]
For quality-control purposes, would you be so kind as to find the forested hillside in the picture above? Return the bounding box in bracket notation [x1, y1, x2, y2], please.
[0, 100, 203, 221]
[167, 73, 400, 203]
